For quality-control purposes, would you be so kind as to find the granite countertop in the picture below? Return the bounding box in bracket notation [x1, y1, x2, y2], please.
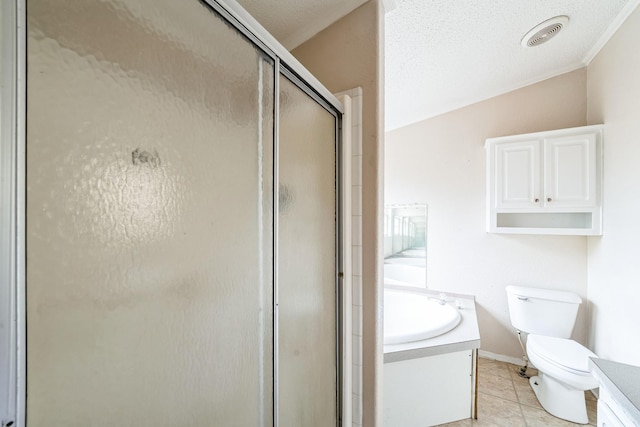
[590, 357, 640, 422]
[383, 288, 481, 363]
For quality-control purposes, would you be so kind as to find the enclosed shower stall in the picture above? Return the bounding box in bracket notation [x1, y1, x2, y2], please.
[8, 0, 344, 425]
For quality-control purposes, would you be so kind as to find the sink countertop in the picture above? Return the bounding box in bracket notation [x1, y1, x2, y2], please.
[590, 357, 640, 423]
[383, 289, 480, 363]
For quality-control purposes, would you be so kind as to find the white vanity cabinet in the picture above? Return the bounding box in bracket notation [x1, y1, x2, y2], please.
[590, 358, 640, 427]
[598, 388, 636, 427]
[486, 125, 603, 235]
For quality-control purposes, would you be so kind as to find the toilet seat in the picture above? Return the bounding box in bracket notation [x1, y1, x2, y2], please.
[527, 334, 597, 375]
[527, 335, 599, 392]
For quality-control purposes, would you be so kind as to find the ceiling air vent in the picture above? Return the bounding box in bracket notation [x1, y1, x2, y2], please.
[521, 16, 569, 48]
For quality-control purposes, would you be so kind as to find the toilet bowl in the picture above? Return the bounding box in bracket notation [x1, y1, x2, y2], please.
[505, 285, 598, 425]
[526, 334, 598, 424]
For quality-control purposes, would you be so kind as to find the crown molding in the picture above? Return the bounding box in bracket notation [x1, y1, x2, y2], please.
[582, 0, 640, 64]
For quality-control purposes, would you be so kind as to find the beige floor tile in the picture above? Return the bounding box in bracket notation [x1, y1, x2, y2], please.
[586, 396, 597, 425]
[437, 418, 472, 426]
[513, 380, 543, 409]
[477, 358, 512, 379]
[472, 419, 525, 427]
[477, 371, 517, 402]
[477, 357, 504, 368]
[520, 404, 588, 426]
[475, 393, 526, 427]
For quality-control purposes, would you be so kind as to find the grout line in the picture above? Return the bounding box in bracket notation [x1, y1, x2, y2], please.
[513, 370, 529, 427]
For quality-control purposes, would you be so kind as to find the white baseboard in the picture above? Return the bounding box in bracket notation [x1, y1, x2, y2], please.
[478, 350, 532, 367]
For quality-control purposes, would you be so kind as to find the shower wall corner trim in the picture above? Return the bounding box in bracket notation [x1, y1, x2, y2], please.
[337, 93, 353, 427]
[335, 87, 364, 427]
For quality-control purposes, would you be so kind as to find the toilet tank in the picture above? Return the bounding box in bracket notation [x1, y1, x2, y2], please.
[506, 285, 582, 338]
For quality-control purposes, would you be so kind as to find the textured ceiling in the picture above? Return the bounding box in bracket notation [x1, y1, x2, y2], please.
[233, 0, 637, 130]
[385, 0, 639, 130]
[236, 0, 368, 49]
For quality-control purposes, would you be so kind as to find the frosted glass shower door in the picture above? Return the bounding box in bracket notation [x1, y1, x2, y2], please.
[278, 75, 339, 426]
[26, 1, 274, 425]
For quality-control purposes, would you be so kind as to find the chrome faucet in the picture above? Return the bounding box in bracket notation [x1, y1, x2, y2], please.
[428, 295, 447, 305]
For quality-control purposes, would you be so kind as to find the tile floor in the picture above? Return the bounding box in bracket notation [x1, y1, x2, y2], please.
[439, 357, 597, 426]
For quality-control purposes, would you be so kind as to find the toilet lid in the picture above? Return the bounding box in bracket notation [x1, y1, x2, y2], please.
[528, 334, 597, 374]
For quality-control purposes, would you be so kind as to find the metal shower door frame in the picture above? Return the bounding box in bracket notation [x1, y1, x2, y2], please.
[0, 0, 26, 425]
[2, 0, 345, 425]
[201, 2, 345, 425]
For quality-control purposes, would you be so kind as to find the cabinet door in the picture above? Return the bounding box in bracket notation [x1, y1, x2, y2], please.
[544, 133, 597, 207]
[495, 140, 541, 209]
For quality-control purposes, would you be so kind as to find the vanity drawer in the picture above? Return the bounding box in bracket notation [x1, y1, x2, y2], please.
[598, 387, 639, 427]
[598, 399, 624, 427]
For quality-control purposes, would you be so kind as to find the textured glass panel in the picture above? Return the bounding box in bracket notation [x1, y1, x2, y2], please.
[26, 1, 273, 425]
[278, 75, 337, 426]
[0, 0, 18, 421]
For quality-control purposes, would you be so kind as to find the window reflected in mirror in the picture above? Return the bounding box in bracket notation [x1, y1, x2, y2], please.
[383, 204, 427, 288]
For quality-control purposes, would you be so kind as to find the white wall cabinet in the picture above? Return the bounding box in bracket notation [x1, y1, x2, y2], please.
[486, 125, 603, 235]
[494, 139, 541, 209]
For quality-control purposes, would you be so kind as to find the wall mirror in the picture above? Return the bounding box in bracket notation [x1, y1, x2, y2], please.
[383, 204, 427, 288]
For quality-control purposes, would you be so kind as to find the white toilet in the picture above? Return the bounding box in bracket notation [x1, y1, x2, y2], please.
[506, 285, 598, 424]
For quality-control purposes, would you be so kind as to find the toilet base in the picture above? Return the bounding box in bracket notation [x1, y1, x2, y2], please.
[529, 373, 589, 424]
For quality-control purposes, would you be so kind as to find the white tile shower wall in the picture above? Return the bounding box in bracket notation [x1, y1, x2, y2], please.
[336, 87, 363, 427]
[337, 92, 353, 427]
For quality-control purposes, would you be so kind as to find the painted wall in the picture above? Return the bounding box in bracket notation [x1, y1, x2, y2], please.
[292, 1, 385, 425]
[586, 6, 640, 366]
[385, 69, 590, 360]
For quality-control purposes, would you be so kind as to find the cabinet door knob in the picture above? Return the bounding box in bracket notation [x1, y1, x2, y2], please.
[547, 197, 552, 202]
[534, 198, 540, 203]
